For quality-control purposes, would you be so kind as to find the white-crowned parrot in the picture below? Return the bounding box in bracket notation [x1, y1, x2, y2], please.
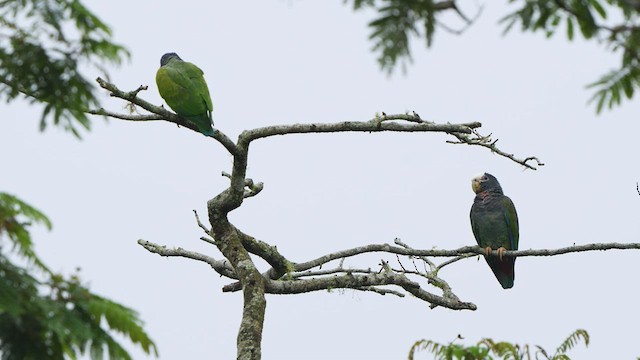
[470, 173, 519, 289]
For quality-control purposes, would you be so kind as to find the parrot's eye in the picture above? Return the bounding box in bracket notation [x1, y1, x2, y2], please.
[481, 176, 488, 181]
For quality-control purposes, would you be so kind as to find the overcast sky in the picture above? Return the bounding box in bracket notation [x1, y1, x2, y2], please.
[3, 1, 640, 359]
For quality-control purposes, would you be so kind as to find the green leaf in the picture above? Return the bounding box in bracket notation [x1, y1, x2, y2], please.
[588, 0, 607, 19]
[566, 17, 574, 40]
[554, 329, 589, 355]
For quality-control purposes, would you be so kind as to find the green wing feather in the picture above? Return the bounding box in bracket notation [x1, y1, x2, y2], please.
[502, 196, 519, 251]
[156, 59, 213, 136]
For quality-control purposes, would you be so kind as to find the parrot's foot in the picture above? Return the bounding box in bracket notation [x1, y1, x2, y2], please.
[484, 246, 508, 260]
[496, 247, 507, 261]
[484, 246, 492, 257]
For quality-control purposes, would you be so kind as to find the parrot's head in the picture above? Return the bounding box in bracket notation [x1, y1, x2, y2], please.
[160, 52, 182, 66]
[471, 173, 503, 194]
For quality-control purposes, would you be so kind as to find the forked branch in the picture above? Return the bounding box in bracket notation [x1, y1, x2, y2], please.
[90, 76, 548, 359]
[138, 234, 640, 314]
[89, 78, 543, 170]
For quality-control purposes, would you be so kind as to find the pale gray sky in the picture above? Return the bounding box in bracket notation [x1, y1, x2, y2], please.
[3, 1, 640, 359]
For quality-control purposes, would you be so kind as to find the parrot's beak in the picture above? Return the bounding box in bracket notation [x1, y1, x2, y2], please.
[471, 177, 481, 194]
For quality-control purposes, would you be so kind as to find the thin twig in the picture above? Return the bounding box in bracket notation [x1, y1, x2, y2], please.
[137, 239, 236, 278]
[356, 286, 406, 297]
[436, 254, 477, 271]
[447, 130, 544, 170]
[193, 210, 210, 234]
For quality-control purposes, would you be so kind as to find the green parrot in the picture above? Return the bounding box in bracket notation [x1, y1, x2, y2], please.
[469, 173, 519, 289]
[156, 52, 214, 136]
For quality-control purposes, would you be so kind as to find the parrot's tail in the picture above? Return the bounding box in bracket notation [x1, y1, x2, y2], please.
[186, 114, 215, 137]
[487, 257, 515, 289]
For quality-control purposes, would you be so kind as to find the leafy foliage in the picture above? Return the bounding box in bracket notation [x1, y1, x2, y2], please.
[349, 0, 453, 72]
[0, 192, 52, 270]
[500, 0, 601, 39]
[500, 0, 640, 113]
[409, 338, 492, 360]
[586, 29, 640, 113]
[0, 0, 129, 137]
[0, 1, 156, 358]
[409, 329, 589, 360]
[0, 193, 158, 359]
[347, 0, 640, 112]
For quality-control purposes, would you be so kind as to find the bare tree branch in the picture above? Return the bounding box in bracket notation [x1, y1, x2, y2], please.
[215, 240, 640, 297]
[88, 107, 164, 121]
[291, 241, 640, 270]
[137, 239, 236, 278]
[193, 210, 211, 234]
[240, 117, 478, 142]
[289, 267, 376, 279]
[222, 172, 264, 198]
[258, 271, 477, 310]
[89, 77, 239, 155]
[436, 254, 476, 271]
[141, 227, 640, 315]
[447, 130, 545, 170]
[356, 286, 405, 297]
[88, 78, 543, 171]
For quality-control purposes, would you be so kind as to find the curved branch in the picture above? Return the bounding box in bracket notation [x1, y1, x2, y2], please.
[89, 77, 238, 156]
[216, 240, 640, 291]
[88, 108, 164, 121]
[258, 272, 477, 310]
[222, 172, 264, 199]
[447, 130, 544, 170]
[237, 115, 541, 170]
[137, 239, 236, 278]
[89, 78, 543, 170]
[294, 242, 640, 271]
[289, 267, 376, 279]
[240, 116, 478, 144]
[215, 239, 640, 312]
[497, 242, 640, 257]
[357, 286, 405, 297]
[236, 227, 293, 278]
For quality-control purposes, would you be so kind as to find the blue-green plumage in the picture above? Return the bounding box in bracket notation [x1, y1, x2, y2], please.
[470, 173, 519, 289]
[156, 52, 214, 137]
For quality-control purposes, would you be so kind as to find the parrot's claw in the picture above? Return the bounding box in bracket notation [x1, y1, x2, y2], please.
[484, 246, 492, 257]
[484, 246, 508, 260]
[496, 247, 507, 261]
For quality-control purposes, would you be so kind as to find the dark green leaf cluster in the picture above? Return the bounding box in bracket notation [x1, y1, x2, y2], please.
[501, 0, 640, 113]
[0, 193, 51, 270]
[408, 339, 492, 360]
[500, 0, 603, 40]
[350, 0, 447, 73]
[0, 0, 129, 137]
[586, 26, 640, 112]
[347, 0, 640, 113]
[409, 329, 589, 360]
[0, 192, 158, 360]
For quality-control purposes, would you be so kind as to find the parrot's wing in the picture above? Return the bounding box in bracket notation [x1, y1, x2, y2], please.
[469, 207, 483, 247]
[501, 196, 519, 251]
[156, 65, 186, 98]
[156, 63, 208, 117]
[180, 62, 213, 115]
